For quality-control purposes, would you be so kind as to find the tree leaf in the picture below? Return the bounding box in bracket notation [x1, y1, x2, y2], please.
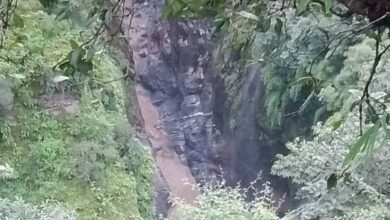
[274, 18, 283, 36]
[213, 18, 227, 33]
[342, 122, 380, 169]
[327, 173, 337, 189]
[288, 77, 312, 87]
[262, 17, 271, 32]
[367, 104, 379, 123]
[69, 40, 79, 50]
[99, 9, 108, 21]
[9, 73, 25, 79]
[69, 49, 81, 68]
[162, 3, 173, 17]
[58, 61, 70, 70]
[313, 105, 326, 124]
[78, 61, 93, 74]
[88, 7, 99, 19]
[236, 11, 260, 21]
[323, 0, 332, 14]
[363, 122, 380, 159]
[382, 115, 390, 138]
[296, 0, 311, 15]
[53, 75, 70, 83]
[171, 0, 183, 16]
[13, 13, 24, 28]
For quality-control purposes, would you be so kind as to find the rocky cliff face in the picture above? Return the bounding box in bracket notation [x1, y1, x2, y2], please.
[122, 0, 292, 215]
[128, 0, 218, 183]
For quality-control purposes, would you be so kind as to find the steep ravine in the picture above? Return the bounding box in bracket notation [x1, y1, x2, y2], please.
[136, 84, 198, 215]
[120, 0, 294, 217]
[126, 1, 199, 218]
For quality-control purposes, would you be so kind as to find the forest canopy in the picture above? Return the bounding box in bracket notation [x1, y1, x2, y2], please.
[162, 0, 390, 219]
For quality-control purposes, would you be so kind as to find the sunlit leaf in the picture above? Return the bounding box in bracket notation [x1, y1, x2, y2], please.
[367, 104, 379, 123]
[53, 75, 70, 83]
[342, 122, 381, 169]
[9, 73, 25, 79]
[288, 77, 312, 87]
[347, 89, 361, 96]
[213, 18, 227, 33]
[236, 11, 260, 21]
[313, 105, 326, 124]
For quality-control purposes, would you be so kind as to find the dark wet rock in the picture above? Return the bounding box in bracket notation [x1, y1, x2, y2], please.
[140, 32, 148, 38]
[169, 131, 186, 154]
[181, 95, 201, 114]
[183, 67, 204, 94]
[140, 59, 178, 96]
[138, 51, 148, 58]
[134, 0, 146, 4]
[187, 150, 206, 165]
[151, 91, 168, 106]
[129, 2, 216, 181]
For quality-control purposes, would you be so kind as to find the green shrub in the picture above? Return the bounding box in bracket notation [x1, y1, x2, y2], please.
[113, 120, 133, 153]
[18, 111, 62, 141]
[20, 138, 69, 184]
[0, 79, 14, 118]
[273, 113, 390, 220]
[66, 110, 114, 143]
[0, 163, 16, 180]
[172, 178, 279, 220]
[0, 198, 77, 220]
[0, 1, 154, 219]
[125, 139, 153, 220]
[69, 140, 118, 183]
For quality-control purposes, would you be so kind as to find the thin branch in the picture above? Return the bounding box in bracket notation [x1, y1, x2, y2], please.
[358, 28, 390, 135]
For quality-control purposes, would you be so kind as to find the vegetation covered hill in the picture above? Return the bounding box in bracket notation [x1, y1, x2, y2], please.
[0, 1, 153, 219]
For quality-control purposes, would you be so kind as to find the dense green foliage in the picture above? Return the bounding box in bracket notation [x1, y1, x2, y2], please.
[172, 179, 279, 220]
[271, 33, 390, 219]
[0, 1, 153, 219]
[0, 198, 77, 220]
[164, 0, 390, 219]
